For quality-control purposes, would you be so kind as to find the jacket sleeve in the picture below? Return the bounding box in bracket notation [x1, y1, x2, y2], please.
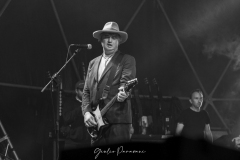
[81, 60, 93, 116]
[119, 55, 136, 88]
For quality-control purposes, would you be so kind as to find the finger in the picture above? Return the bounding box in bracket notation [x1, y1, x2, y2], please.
[120, 94, 128, 100]
[118, 86, 124, 90]
[117, 93, 122, 100]
[86, 122, 94, 127]
[118, 94, 124, 99]
[119, 91, 127, 97]
[120, 93, 128, 99]
[89, 117, 97, 125]
[118, 91, 125, 96]
[85, 118, 94, 127]
[117, 96, 123, 102]
[118, 87, 125, 93]
[120, 90, 129, 97]
[90, 120, 97, 126]
[85, 122, 90, 127]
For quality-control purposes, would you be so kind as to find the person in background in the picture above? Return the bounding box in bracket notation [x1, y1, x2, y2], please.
[175, 89, 213, 143]
[60, 80, 90, 149]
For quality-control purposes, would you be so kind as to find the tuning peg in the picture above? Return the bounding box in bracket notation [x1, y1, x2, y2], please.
[153, 78, 158, 85]
[144, 77, 149, 84]
[47, 71, 52, 78]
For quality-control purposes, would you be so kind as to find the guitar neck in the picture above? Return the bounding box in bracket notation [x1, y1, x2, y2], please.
[100, 95, 118, 116]
[99, 78, 138, 117]
[146, 84, 154, 107]
[156, 85, 163, 102]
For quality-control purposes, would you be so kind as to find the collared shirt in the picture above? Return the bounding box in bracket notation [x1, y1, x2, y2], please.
[98, 53, 115, 81]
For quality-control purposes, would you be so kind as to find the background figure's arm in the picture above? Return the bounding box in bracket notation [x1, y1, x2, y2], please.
[175, 123, 184, 136]
[63, 106, 82, 125]
[204, 124, 213, 143]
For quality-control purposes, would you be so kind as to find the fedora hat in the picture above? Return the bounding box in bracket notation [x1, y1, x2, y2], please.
[93, 22, 128, 44]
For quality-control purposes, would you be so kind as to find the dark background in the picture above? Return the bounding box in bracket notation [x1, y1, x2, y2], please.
[1, 0, 240, 159]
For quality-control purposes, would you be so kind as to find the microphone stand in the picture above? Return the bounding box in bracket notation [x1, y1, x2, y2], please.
[41, 48, 81, 93]
[41, 47, 81, 160]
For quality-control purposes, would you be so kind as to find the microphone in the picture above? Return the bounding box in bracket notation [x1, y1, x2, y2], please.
[70, 44, 92, 50]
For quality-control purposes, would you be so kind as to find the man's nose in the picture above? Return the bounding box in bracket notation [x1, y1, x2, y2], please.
[107, 37, 113, 42]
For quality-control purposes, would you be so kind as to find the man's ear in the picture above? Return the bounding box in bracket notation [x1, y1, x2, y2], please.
[80, 90, 83, 95]
[118, 37, 122, 44]
[189, 99, 192, 104]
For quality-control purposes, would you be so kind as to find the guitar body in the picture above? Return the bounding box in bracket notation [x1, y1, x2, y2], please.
[87, 105, 110, 145]
[86, 78, 138, 145]
[93, 105, 105, 131]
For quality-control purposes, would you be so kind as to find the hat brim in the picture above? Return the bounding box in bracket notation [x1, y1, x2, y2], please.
[93, 30, 128, 44]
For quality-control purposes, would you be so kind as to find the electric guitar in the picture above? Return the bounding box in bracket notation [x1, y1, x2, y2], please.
[144, 77, 154, 127]
[87, 78, 138, 144]
[152, 78, 163, 111]
[133, 87, 143, 134]
[144, 77, 153, 108]
[153, 78, 164, 134]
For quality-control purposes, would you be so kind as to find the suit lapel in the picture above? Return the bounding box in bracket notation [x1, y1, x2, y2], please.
[98, 51, 120, 83]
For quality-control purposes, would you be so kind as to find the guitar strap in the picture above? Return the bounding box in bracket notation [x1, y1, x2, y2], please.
[100, 51, 124, 100]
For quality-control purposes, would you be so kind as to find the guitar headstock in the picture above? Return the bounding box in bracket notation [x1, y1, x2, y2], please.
[153, 78, 158, 86]
[125, 78, 138, 92]
[144, 77, 149, 85]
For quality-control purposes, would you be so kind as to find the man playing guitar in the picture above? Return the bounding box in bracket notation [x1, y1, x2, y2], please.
[81, 22, 136, 146]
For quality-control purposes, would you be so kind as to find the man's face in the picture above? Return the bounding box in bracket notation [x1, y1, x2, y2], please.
[190, 91, 203, 108]
[101, 33, 120, 53]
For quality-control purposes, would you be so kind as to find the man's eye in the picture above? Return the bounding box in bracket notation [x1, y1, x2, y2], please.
[103, 35, 109, 38]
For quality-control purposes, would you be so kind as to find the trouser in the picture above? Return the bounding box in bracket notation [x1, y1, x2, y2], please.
[92, 124, 132, 147]
[63, 139, 91, 150]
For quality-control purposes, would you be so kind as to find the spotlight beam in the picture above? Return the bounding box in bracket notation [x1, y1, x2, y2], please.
[0, 0, 12, 18]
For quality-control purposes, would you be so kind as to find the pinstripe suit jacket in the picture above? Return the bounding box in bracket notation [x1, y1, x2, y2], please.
[82, 50, 136, 123]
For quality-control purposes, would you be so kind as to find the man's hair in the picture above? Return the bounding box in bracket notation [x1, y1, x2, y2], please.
[99, 32, 121, 42]
[189, 89, 203, 99]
